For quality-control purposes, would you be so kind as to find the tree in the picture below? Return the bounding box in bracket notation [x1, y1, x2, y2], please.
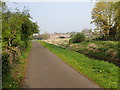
[111, 1, 120, 40]
[2, 2, 40, 88]
[91, 1, 119, 40]
[69, 33, 85, 43]
[39, 32, 50, 40]
[82, 28, 93, 40]
[2, 3, 39, 78]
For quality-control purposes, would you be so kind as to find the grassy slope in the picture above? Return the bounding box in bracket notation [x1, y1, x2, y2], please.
[62, 41, 119, 66]
[3, 42, 32, 88]
[38, 41, 119, 88]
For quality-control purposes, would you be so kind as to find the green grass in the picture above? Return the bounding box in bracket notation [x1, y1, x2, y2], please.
[69, 41, 118, 50]
[91, 41, 118, 50]
[62, 41, 119, 66]
[38, 40, 119, 88]
[3, 42, 32, 88]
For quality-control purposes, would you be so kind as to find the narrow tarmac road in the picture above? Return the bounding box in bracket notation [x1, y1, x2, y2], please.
[22, 41, 101, 88]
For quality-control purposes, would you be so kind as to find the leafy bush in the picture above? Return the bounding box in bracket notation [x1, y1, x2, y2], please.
[69, 33, 85, 43]
[2, 2, 39, 88]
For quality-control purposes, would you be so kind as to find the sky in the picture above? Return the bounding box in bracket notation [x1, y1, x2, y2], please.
[7, 1, 96, 34]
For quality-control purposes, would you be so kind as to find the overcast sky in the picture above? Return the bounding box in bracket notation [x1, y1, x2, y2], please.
[7, 1, 96, 34]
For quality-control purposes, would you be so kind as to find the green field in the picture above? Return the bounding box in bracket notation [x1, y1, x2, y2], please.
[38, 40, 119, 88]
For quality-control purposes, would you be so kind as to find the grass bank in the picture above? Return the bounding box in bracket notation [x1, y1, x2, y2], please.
[61, 41, 119, 66]
[38, 40, 119, 88]
[2, 42, 32, 88]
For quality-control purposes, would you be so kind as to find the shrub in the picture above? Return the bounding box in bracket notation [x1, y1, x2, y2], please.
[69, 33, 85, 43]
[2, 52, 10, 76]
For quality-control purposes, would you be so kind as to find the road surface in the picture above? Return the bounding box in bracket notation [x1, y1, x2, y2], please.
[22, 41, 101, 88]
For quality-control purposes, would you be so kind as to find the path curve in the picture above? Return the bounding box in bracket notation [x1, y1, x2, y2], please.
[22, 41, 101, 88]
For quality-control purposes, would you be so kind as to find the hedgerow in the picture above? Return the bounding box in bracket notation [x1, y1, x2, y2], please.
[2, 2, 39, 88]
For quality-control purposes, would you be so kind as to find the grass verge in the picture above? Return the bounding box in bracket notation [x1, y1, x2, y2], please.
[38, 40, 119, 88]
[61, 41, 119, 66]
[2, 42, 32, 88]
